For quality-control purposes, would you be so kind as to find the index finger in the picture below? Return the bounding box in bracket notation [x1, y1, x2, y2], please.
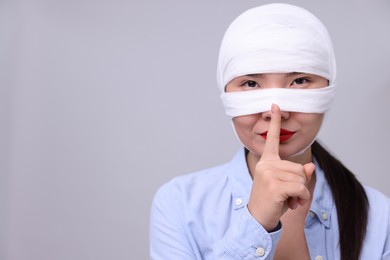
[261, 104, 281, 161]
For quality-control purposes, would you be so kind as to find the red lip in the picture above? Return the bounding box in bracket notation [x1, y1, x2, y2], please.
[259, 128, 296, 142]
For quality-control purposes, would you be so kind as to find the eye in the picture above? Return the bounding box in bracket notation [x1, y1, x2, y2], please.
[291, 77, 309, 86]
[240, 80, 259, 88]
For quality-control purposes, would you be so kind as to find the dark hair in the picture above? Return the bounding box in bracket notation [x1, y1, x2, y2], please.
[312, 140, 369, 260]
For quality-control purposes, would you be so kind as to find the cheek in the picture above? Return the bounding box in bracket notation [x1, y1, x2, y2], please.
[297, 114, 324, 134]
[232, 115, 259, 135]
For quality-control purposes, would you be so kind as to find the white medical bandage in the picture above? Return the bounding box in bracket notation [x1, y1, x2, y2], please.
[216, 4, 337, 117]
[221, 85, 336, 117]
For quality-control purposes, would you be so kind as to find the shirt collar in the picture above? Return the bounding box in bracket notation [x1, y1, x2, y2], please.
[226, 148, 334, 228]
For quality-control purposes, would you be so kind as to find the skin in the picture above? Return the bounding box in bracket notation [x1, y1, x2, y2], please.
[225, 73, 328, 259]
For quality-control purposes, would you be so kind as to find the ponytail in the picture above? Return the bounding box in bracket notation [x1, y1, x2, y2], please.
[312, 141, 369, 260]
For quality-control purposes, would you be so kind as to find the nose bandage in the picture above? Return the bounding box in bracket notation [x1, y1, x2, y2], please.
[216, 4, 337, 117]
[221, 85, 336, 117]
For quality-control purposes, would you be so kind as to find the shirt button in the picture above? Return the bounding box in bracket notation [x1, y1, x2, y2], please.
[256, 247, 265, 256]
[309, 210, 315, 218]
[322, 212, 328, 220]
[235, 198, 243, 206]
[315, 256, 323, 260]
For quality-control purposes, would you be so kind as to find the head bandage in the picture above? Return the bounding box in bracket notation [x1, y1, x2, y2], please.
[217, 4, 337, 116]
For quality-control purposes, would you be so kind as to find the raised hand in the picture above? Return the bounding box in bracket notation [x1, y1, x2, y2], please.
[247, 104, 315, 231]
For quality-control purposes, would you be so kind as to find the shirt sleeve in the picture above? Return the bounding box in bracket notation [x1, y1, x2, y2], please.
[213, 206, 282, 259]
[150, 184, 196, 260]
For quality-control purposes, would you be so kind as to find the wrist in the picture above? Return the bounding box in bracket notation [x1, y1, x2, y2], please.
[247, 204, 280, 232]
[267, 221, 282, 233]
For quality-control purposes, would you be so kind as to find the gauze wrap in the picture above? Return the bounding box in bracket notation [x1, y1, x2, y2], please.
[217, 4, 337, 117]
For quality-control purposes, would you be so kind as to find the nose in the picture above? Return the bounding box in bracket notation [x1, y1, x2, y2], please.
[261, 109, 290, 121]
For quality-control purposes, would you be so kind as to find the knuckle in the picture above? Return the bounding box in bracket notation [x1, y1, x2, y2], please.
[263, 168, 275, 177]
[298, 176, 306, 185]
[293, 164, 305, 175]
[297, 183, 307, 193]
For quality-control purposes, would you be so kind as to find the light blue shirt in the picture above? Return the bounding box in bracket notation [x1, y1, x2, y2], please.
[150, 149, 390, 259]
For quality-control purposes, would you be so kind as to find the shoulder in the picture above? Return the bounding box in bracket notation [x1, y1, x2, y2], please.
[364, 185, 390, 210]
[363, 186, 390, 231]
[152, 162, 231, 207]
[153, 148, 248, 200]
[360, 186, 390, 256]
[173, 162, 231, 188]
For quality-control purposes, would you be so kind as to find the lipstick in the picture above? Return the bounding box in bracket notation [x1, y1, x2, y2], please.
[259, 128, 296, 142]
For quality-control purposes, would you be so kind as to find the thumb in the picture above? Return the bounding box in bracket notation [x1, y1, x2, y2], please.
[303, 162, 315, 183]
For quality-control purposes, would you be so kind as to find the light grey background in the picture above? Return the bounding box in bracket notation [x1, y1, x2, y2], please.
[1, 0, 389, 259]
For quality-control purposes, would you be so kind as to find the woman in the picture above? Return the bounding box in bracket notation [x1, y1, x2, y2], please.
[150, 3, 390, 259]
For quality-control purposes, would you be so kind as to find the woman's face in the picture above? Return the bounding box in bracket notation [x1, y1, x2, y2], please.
[226, 72, 328, 160]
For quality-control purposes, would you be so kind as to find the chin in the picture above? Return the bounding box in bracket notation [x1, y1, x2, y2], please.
[279, 143, 313, 161]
